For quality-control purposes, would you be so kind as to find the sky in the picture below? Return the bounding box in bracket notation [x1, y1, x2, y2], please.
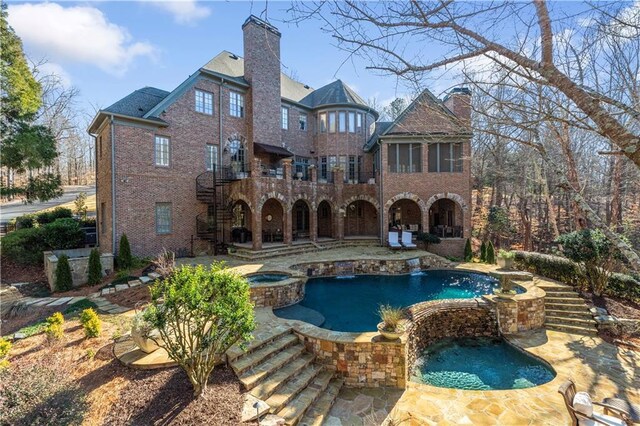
[6, 0, 429, 122]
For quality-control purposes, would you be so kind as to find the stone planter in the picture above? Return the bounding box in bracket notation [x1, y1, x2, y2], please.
[377, 322, 403, 340]
[494, 291, 517, 300]
[497, 257, 514, 270]
[131, 325, 163, 353]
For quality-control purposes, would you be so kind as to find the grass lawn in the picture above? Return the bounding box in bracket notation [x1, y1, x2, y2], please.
[37, 193, 97, 216]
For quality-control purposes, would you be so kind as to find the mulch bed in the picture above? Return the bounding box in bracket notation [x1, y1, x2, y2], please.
[0, 305, 59, 336]
[580, 291, 640, 320]
[0, 257, 47, 286]
[104, 285, 152, 309]
[103, 366, 246, 425]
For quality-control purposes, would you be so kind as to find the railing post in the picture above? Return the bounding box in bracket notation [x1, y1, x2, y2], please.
[252, 157, 261, 177]
[309, 164, 317, 183]
[282, 158, 293, 182]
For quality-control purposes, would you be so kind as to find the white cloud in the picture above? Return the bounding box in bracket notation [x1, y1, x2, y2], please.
[7, 3, 157, 76]
[148, 1, 211, 25]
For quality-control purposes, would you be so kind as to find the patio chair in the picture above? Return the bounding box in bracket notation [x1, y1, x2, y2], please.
[401, 231, 417, 249]
[558, 380, 631, 426]
[388, 232, 402, 249]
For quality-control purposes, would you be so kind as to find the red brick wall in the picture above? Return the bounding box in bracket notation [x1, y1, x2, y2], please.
[96, 121, 113, 253]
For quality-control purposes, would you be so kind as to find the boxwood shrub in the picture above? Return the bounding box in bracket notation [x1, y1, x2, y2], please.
[42, 218, 85, 250]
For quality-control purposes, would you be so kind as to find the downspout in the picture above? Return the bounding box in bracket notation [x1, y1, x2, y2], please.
[377, 137, 383, 247]
[110, 114, 117, 254]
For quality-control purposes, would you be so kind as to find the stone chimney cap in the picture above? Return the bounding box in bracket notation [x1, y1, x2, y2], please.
[242, 15, 281, 36]
[449, 87, 471, 95]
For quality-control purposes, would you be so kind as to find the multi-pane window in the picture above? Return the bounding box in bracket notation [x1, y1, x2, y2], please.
[428, 142, 463, 173]
[154, 136, 170, 166]
[348, 112, 356, 133]
[319, 113, 327, 133]
[230, 92, 244, 117]
[356, 113, 363, 133]
[338, 112, 346, 133]
[328, 112, 336, 133]
[294, 156, 310, 179]
[348, 156, 356, 182]
[320, 156, 328, 180]
[388, 143, 422, 173]
[281, 106, 289, 129]
[155, 203, 172, 234]
[205, 144, 218, 171]
[195, 90, 213, 115]
[299, 114, 307, 131]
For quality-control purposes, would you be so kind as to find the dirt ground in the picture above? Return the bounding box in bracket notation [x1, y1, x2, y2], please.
[104, 285, 152, 310]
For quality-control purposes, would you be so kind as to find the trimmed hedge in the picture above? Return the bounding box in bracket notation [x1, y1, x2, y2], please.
[35, 207, 73, 225]
[513, 251, 639, 301]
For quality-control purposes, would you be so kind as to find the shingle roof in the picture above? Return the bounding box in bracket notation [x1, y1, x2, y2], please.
[364, 121, 393, 151]
[298, 80, 368, 109]
[104, 87, 169, 118]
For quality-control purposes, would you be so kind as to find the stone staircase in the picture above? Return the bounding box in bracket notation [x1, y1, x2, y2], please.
[231, 239, 377, 260]
[228, 328, 343, 425]
[539, 282, 598, 336]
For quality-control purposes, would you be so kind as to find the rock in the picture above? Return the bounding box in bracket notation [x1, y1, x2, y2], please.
[595, 315, 616, 325]
[589, 307, 608, 316]
[128, 280, 142, 287]
[148, 272, 161, 279]
[260, 414, 285, 426]
[139, 276, 152, 284]
[13, 332, 26, 340]
[241, 394, 270, 422]
[115, 284, 129, 292]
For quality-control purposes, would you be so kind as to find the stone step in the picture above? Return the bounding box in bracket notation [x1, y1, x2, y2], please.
[251, 353, 316, 401]
[231, 333, 300, 375]
[298, 378, 344, 426]
[541, 291, 579, 298]
[546, 309, 593, 319]
[545, 297, 585, 305]
[265, 364, 324, 413]
[545, 316, 597, 327]
[276, 370, 334, 426]
[545, 322, 598, 336]
[239, 344, 306, 390]
[546, 302, 590, 312]
[538, 285, 574, 292]
[227, 327, 293, 363]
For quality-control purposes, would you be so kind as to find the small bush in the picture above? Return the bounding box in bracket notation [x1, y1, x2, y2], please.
[15, 214, 36, 229]
[608, 273, 640, 301]
[480, 241, 487, 263]
[87, 248, 102, 285]
[36, 207, 73, 225]
[486, 241, 496, 264]
[0, 338, 11, 369]
[45, 312, 65, 340]
[80, 308, 101, 338]
[0, 227, 47, 264]
[378, 305, 405, 331]
[118, 234, 133, 270]
[74, 193, 88, 220]
[42, 218, 85, 250]
[498, 249, 515, 259]
[513, 251, 586, 287]
[55, 254, 73, 292]
[416, 232, 441, 247]
[464, 238, 473, 262]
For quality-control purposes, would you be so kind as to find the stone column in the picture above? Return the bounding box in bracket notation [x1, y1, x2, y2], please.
[310, 203, 318, 242]
[334, 167, 345, 240]
[282, 158, 293, 182]
[251, 157, 261, 178]
[309, 164, 317, 183]
[283, 205, 293, 245]
[252, 207, 262, 250]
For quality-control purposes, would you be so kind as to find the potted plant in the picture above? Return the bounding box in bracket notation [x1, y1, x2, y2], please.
[493, 276, 517, 300]
[377, 305, 405, 340]
[497, 249, 515, 270]
[131, 310, 162, 353]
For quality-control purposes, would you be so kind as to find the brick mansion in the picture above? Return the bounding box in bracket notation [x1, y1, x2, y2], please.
[88, 15, 472, 259]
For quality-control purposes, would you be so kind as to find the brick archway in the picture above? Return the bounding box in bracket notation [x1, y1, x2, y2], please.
[257, 192, 287, 212]
[341, 194, 380, 212]
[230, 193, 253, 212]
[425, 193, 468, 212]
[384, 192, 428, 215]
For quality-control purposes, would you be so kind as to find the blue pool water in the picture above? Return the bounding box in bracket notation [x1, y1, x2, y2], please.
[276, 270, 514, 332]
[412, 337, 555, 390]
[247, 273, 289, 283]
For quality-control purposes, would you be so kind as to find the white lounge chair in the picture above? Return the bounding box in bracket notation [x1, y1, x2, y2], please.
[402, 231, 417, 249]
[388, 232, 402, 249]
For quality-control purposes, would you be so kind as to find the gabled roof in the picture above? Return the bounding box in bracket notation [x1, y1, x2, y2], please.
[104, 87, 169, 118]
[299, 79, 368, 110]
[363, 121, 393, 151]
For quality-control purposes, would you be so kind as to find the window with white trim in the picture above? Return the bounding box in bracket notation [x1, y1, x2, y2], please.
[205, 144, 218, 171]
[154, 136, 170, 166]
[428, 142, 463, 172]
[356, 113, 363, 133]
[155, 203, 172, 234]
[348, 112, 356, 133]
[195, 90, 213, 115]
[388, 143, 422, 173]
[338, 111, 346, 133]
[299, 114, 307, 131]
[328, 112, 336, 133]
[281, 106, 289, 129]
[320, 156, 328, 180]
[319, 113, 327, 133]
[230, 91, 244, 117]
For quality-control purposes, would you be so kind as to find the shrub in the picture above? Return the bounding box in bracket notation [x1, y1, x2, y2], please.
[118, 234, 133, 270]
[498, 249, 515, 259]
[80, 308, 101, 338]
[36, 207, 73, 225]
[15, 214, 36, 229]
[608, 273, 640, 301]
[55, 254, 73, 292]
[144, 264, 255, 398]
[416, 232, 441, 248]
[45, 312, 64, 340]
[486, 241, 496, 264]
[378, 305, 405, 331]
[513, 251, 586, 287]
[74, 193, 88, 220]
[1, 226, 47, 264]
[87, 248, 102, 285]
[0, 338, 11, 369]
[153, 248, 176, 278]
[42, 218, 85, 250]
[480, 241, 487, 263]
[464, 238, 473, 262]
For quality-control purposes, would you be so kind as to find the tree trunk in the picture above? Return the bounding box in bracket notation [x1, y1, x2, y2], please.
[554, 122, 586, 230]
[609, 155, 623, 233]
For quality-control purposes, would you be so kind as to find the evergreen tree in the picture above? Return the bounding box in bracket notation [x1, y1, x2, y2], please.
[464, 238, 473, 262]
[118, 234, 133, 270]
[55, 254, 73, 292]
[87, 248, 102, 285]
[486, 241, 496, 264]
[480, 241, 487, 263]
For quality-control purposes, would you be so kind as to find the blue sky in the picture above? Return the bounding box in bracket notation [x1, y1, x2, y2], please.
[6, 1, 424, 121]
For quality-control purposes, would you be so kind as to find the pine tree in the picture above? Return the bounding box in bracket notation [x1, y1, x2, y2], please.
[480, 241, 487, 263]
[464, 238, 473, 262]
[87, 248, 102, 285]
[486, 241, 496, 264]
[55, 254, 73, 292]
[118, 234, 133, 270]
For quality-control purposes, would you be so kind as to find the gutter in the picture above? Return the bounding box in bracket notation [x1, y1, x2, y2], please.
[110, 114, 117, 254]
[377, 137, 384, 247]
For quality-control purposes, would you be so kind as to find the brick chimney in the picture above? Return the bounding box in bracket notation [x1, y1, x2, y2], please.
[242, 15, 281, 147]
[443, 87, 471, 124]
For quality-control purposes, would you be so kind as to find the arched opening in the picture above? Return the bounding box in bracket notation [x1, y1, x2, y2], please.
[429, 198, 463, 238]
[317, 200, 333, 239]
[230, 200, 252, 244]
[344, 200, 379, 238]
[388, 199, 422, 235]
[292, 200, 310, 241]
[261, 199, 284, 243]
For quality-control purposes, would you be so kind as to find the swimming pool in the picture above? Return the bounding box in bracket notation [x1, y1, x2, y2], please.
[412, 337, 555, 390]
[246, 273, 289, 283]
[275, 270, 516, 332]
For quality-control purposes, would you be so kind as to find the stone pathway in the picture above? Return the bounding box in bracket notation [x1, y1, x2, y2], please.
[325, 387, 404, 426]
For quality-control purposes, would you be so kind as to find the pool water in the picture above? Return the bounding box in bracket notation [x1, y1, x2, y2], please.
[277, 270, 511, 332]
[412, 337, 555, 390]
[247, 273, 289, 283]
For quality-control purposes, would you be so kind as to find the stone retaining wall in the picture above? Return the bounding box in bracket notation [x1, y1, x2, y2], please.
[44, 248, 114, 291]
[405, 299, 498, 378]
[291, 255, 452, 277]
[250, 278, 305, 308]
[489, 294, 546, 334]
